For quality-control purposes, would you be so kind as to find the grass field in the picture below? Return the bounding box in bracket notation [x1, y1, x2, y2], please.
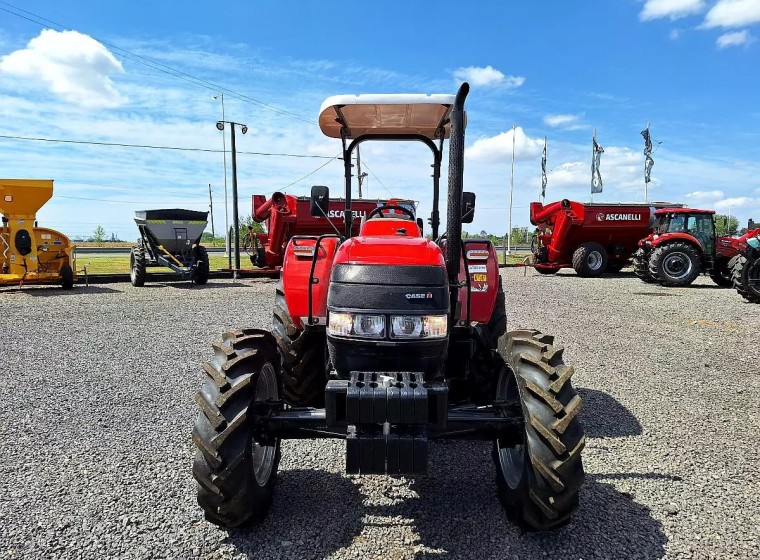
[78, 255, 232, 275]
[78, 253, 528, 274]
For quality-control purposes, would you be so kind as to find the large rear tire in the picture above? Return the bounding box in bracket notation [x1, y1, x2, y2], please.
[272, 280, 327, 406]
[192, 329, 281, 527]
[649, 242, 701, 287]
[732, 255, 760, 303]
[633, 248, 654, 283]
[193, 245, 210, 285]
[130, 245, 146, 287]
[572, 242, 608, 277]
[494, 329, 585, 531]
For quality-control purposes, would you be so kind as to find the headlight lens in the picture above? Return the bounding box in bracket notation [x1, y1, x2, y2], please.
[391, 314, 447, 339]
[328, 313, 447, 339]
[328, 312, 385, 338]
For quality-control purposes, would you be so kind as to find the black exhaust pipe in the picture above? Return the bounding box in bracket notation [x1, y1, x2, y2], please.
[446, 82, 469, 314]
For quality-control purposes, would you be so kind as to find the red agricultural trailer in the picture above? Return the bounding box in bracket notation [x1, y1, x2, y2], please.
[246, 193, 410, 271]
[529, 199, 681, 277]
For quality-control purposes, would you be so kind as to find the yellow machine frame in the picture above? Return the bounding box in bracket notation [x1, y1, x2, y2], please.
[0, 179, 76, 288]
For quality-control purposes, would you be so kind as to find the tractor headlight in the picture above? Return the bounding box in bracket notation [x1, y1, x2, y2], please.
[390, 315, 447, 339]
[328, 313, 385, 338]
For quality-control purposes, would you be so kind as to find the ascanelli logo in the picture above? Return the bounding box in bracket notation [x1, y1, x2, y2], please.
[597, 213, 641, 221]
[405, 292, 433, 299]
[327, 209, 368, 218]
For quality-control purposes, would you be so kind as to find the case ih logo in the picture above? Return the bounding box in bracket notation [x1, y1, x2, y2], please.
[405, 292, 433, 299]
[597, 212, 641, 221]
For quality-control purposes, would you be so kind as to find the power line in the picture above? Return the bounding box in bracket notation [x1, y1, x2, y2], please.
[0, 1, 316, 125]
[360, 161, 393, 197]
[0, 134, 334, 159]
[265, 154, 342, 196]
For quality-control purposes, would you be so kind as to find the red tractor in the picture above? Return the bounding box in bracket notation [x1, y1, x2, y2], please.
[730, 227, 760, 303]
[633, 208, 746, 287]
[192, 84, 585, 531]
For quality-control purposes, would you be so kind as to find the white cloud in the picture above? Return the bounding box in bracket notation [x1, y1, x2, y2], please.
[714, 196, 756, 210]
[452, 65, 524, 88]
[703, 0, 760, 28]
[686, 190, 725, 199]
[543, 114, 586, 129]
[670, 28, 683, 40]
[467, 127, 543, 162]
[716, 29, 756, 48]
[0, 29, 126, 108]
[639, 0, 705, 21]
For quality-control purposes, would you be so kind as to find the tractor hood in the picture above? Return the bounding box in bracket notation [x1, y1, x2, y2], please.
[333, 236, 445, 267]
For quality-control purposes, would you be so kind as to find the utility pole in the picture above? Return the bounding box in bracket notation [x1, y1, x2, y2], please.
[213, 94, 229, 256]
[216, 119, 248, 278]
[507, 123, 516, 260]
[208, 183, 215, 238]
[356, 146, 367, 198]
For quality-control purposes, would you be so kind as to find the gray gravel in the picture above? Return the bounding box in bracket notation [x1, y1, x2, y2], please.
[0, 269, 757, 559]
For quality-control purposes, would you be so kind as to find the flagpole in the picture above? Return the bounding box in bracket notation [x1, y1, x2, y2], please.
[508, 123, 516, 258]
[644, 121, 650, 202]
[591, 129, 595, 203]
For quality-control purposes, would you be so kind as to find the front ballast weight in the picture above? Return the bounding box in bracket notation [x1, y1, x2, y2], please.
[130, 209, 210, 286]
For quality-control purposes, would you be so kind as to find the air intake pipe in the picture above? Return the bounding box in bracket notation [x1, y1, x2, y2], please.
[445, 82, 469, 316]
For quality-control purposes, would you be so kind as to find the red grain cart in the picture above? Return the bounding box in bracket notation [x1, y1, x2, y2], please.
[247, 193, 410, 271]
[529, 199, 681, 277]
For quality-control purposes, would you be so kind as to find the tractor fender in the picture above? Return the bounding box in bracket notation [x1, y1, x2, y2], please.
[281, 236, 341, 330]
[649, 232, 704, 255]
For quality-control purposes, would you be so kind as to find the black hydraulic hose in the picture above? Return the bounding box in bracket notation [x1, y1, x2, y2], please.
[446, 82, 469, 317]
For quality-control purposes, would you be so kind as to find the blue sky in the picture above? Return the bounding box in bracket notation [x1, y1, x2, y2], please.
[1, 0, 759, 240]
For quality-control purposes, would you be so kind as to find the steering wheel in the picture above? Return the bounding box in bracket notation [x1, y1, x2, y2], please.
[368, 205, 415, 220]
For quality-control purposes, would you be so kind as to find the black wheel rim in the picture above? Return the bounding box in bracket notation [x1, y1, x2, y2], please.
[663, 252, 692, 279]
[251, 362, 278, 485]
[496, 366, 526, 490]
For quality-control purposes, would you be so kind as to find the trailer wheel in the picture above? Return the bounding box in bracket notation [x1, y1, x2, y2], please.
[130, 245, 146, 287]
[572, 242, 608, 277]
[272, 280, 327, 406]
[649, 241, 701, 287]
[194, 245, 210, 285]
[732, 255, 760, 303]
[60, 263, 74, 289]
[192, 329, 281, 527]
[633, 248, 654, 283]
[709, 258, 733, 287]
[494, 329, 585, 531]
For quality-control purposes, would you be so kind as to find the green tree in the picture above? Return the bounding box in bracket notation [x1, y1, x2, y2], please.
[715, 214, 739, 236]
[92, 225, 106, 243]
[239, 215, 265, 235]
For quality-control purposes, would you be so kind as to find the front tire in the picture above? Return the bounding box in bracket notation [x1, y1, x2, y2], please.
[649, 242, 701, 287]
[732, 255, 760, 303]
[633, 248, 654, 283]
[494, 329, 585, 531]
[192, 329, 281, 527]
[272, 280, 327, 406]
[572, 242, 608, 277]
[709, 258, 733, 287]
[193, 245, 210, 285]
[60, 263, 74, 289]
[130, 245, 146, 287]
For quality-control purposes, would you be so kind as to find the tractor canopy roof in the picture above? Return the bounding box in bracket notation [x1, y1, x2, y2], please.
[654, 207, 715, 216]
[318, 93, 458, 140]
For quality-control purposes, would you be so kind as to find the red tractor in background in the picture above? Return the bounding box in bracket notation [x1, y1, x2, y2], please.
[729, 226, 760, 303]
[247, 192, 404, 270]
[529, 199, 680, 277]
[633, 208, 757, 287]
[192, 84, 585, 532]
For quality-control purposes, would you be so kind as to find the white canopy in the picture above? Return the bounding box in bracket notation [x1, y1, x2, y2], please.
[318, 93, 457, 140]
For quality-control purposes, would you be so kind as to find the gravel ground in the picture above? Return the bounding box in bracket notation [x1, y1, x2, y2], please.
[0, 269, 757, 560]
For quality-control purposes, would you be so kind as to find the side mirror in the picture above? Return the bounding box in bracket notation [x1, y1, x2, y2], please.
[310, 185, 330, 217]
[461, 191, 476, 224]
[416, 218, 424, 234]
